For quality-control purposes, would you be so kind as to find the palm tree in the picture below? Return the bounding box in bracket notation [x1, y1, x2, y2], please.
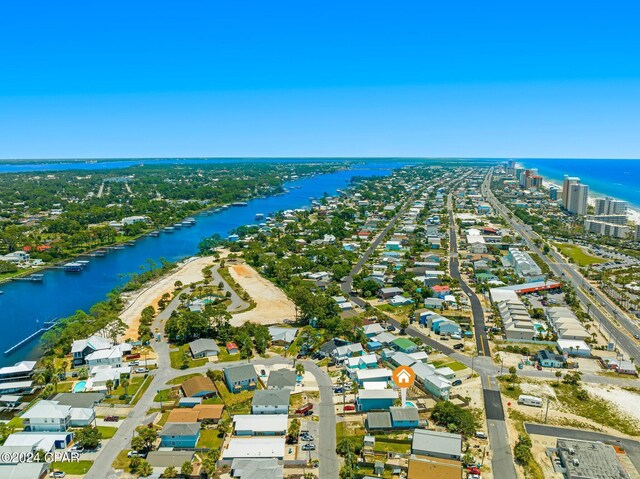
[295, 363, 305, 377]
[121, 379, 130, 397]
[106, 380, 114, 395]
[555, 371, 562, 385]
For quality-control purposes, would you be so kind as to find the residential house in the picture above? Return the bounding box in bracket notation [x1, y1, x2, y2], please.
[22, 400, 71, 432]
[537, 350, 565, 368]
[379, 287, 404, 300]
[268, 326, 298, 346]
[389, 295, 414, 306]
[159, 422, 200, 448]
[181, 376, 217, 398]
[407, 455, 462, 479]
[71, 335, 112, 366]
[188, 338, 220, 358]
[231, 458, 284, 479]
[267, 369, 297, 390]
[0, 446, 49, 479]
[222, 437, 286, 460]
[193, 404, 225, 424]
[390, 407, 419, 428]
[366, 411, 392, 431]
[332, 343, 364, 362]
[391, 338, 418, 354]
[0, 361, 37, 383]
[233, 415, 288, 436]
[411, 429, 462, 461]
[251, 389, 291, 415]
[412, 363, 451, 400]
[362, 323, 385, 338]
[345, 354, 378, 370]
[85, 347, 122, 370]
[224, 364, 258, 393]
[355, 368, 392, 386]
[356, 389, 398, 412]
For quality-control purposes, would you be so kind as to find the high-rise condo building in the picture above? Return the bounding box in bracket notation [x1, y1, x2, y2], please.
[562, 176, 588, 215]
[594, 197, 627, 215]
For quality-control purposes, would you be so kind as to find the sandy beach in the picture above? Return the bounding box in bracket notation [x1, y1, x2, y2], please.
[227, 263, 296, 327]
[119, 256, 216, 340]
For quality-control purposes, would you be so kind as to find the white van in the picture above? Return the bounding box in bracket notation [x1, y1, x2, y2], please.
[518, 394, 543, 407]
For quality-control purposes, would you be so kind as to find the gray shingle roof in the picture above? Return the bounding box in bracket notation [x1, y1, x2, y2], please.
[366, 411, 392, 429]
[224, 364, 257, 384]
[160, 422, 200, 437]
[251, 389, 291, 407]
[267, 369, 296, 389]
[189, 338, 220, 355]
[390, 406, 419, 422]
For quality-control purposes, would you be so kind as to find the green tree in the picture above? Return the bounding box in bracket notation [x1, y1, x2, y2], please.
[514, 434, 533, 464]
[137, 459, 153, 477]
[181, 461, 193, 476]
[74, 426, 102, 449]
[431, 400, 477, 436]
[162, 466, 178, 478]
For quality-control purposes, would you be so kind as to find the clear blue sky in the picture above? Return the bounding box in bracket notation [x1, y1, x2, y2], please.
[1, 1, 639, 159]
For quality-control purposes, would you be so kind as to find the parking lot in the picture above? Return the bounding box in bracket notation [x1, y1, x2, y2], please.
[299, 419, 319, 462]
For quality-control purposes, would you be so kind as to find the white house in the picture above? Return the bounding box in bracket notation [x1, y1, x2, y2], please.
[233, 415, 288, 436]
[22, 401, 71, 432]
[85, 347, 122, 370]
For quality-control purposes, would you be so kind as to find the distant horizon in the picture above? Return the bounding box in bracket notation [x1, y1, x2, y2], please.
[1, 156, 639, 162]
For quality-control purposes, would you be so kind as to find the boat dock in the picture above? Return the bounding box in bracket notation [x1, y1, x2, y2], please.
[13, 273, 44, 283]
[4, 321, 56, 356]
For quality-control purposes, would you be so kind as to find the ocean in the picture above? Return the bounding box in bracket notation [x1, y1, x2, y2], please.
[522, 159, 640, 208]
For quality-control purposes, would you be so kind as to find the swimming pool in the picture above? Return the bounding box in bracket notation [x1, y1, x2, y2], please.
[73, 381, 86, 393]
[405, 401, 417, 408]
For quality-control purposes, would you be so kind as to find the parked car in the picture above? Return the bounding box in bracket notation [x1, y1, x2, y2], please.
[387, 325, 396, 332]
[129, 360, 139, 366]
[301, 434, 314, 442]
[49, 472, 66, 478]
[304, 410, 313, 416]
[70, 444, 84, 453]
[333, 387, 344, 394]
[453, 343, 464, 350]
[134, 367, 149, 374]
[475, 431, 488, 439]
[536, 364, 542, 371]
[451, 379, 463, 387]
[440, 335, 450, 341]
[104, 416, 119, 422]
[302, 443, 316, 451]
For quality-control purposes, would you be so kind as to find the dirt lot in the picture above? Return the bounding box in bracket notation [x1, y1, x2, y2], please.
[227, 263, 297, 326]
[119, 256, 216, 340]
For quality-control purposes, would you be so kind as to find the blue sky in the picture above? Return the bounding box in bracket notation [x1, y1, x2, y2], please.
[1, 1, 639, 159]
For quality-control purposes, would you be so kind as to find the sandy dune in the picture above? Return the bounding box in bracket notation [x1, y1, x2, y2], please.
[227, 263, 296, 326]
[120, 256, 216, 340]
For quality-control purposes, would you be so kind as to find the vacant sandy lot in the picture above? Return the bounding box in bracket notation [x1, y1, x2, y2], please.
[227, 263, 296, 326]
[583, 384, 640, 422]
[120, 256, 216, 340]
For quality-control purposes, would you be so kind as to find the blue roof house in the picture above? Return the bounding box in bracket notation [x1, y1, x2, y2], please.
[356, 390, 398, 412]
[160, 423, 200, 448]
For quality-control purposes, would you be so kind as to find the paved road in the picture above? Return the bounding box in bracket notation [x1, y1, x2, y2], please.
[210, 264, 249, 312]
[447, 188, 518, 479]
[303, 360, 338, 479]
[88, 288, 336, 478]
[341, 192, 418, 295]
[483, 169, 640, 361]
[525, 423, 640, 473]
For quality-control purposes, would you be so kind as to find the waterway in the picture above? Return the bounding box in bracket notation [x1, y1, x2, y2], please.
[0, 162, 405, 366]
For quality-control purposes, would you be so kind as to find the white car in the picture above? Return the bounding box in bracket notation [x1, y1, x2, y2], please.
[134, 367, 149, 374]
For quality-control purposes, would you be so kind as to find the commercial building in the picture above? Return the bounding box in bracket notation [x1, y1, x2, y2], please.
[547, 307, 591, 341]
[556, 438, 631, 479]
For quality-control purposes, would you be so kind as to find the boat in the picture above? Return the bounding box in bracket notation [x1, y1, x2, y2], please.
[125, 240, 136, 246]
[29, 274, 44, 282]
[76, 260, 90, 267]
[173, 223, 182, 229]
[255, 213, 264, 220]
[183, 217, 196, 225]
[232, 201, 248, 207]
[148, 231, 160, 237]
[93, 249, 107, 256]
[63, 262, 83, 272]
[163, 226, 175, 233]
[112, 245, 125, 250]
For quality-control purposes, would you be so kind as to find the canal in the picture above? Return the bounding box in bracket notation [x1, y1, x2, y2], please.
[0, 161, 403, 365]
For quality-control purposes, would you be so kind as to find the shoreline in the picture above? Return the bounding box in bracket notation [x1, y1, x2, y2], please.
[541, 178, 640, 225]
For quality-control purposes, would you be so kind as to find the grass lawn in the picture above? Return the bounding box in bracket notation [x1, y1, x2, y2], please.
[7, 416, 24, 429]
[104, 376, 145, 404]
[51, 460, 94, 474]
[130, 375, 153, 406]
[56, 381, 74, 393]
[197, 428, 224, 449]
[336, 420, 366, 446]
[169, 344, 209, 369]
[112, 449, 131, 470]
[497, 376, 524, 400]
[97, 426, 118, 439]
[291, 391, 320, 409]
[217, 349, 242, 362]
[167, 372, 203, 386]
[154, 388, 179, 402]
[214, 380, 254, 413]
[373, 438, 412, 454]
[553, 242, 605, 267]
[431, 359, 468, 371]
